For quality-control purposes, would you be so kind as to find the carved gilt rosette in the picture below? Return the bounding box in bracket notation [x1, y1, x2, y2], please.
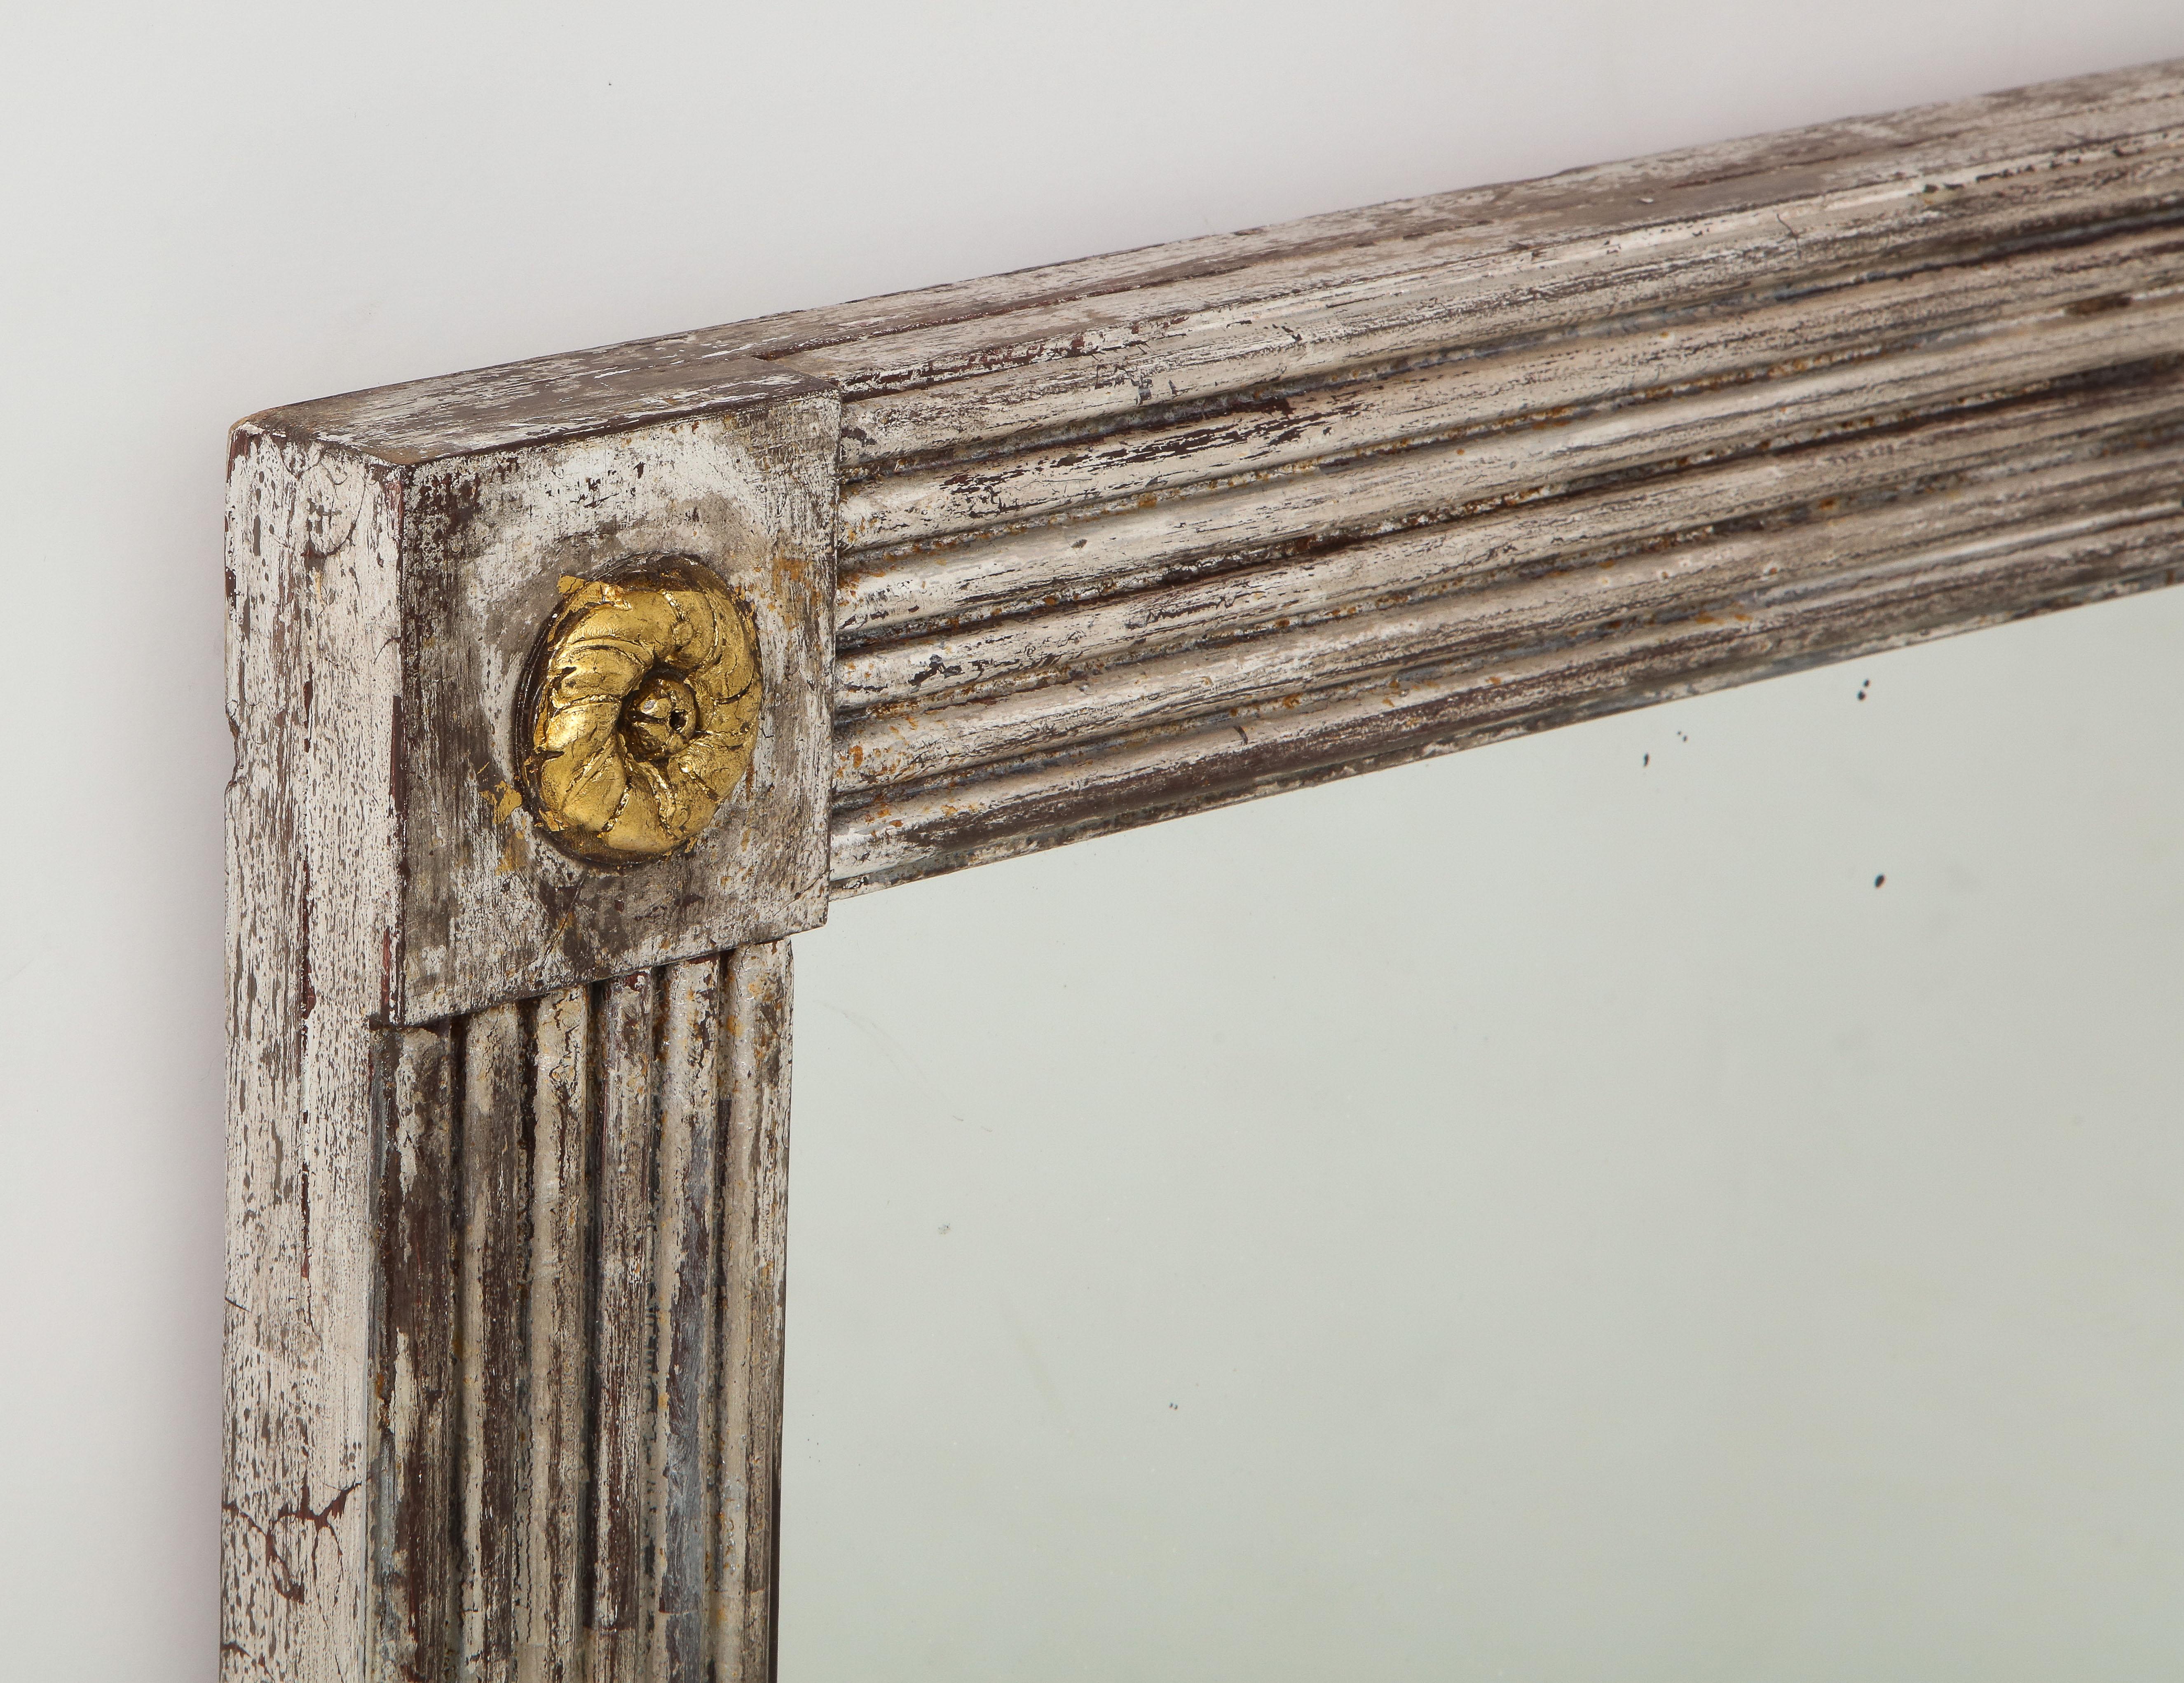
[520, 558, 763, 864]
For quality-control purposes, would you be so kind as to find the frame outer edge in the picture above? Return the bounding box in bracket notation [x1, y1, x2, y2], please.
[223, 421, 408, 1682]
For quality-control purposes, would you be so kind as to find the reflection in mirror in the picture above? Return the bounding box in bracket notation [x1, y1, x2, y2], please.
[784, 586, 2183, 1681]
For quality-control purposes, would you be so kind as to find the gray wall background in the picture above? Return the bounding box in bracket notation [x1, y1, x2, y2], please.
[2, 3, 2178, 1677]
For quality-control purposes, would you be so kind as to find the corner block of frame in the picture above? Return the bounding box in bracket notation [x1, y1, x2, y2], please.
[225, 57, 2184, 1683]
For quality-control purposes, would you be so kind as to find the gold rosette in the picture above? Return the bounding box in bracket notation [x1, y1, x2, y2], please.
[520, 559, 762, 864]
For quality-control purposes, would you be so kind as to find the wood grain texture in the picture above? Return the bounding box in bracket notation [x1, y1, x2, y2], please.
[834, 426, 2184, 791]
[832, 240, 2184, 629]
[589, 972, 657, 1683]
[459, 1005, 528, 1683]
[522, 989, 592, 1683]
[834, 376, 2184, 714]
[832, 234, 2184, 554]
[651, 960, 724, 1683]
[230, 58, 2184, 1683]
[716, 942, 793, 1683]
[234, 364, 838, 1030]
[798, 97, 2184, 409]
[227, 419, 795, 1675]
[312, 959, 795, 1683]
[257, 62, 2184, 459]
[237, 57, 2184, 901]
[373, 1028, 457, 1683]
[225, 426, 405, 1683]
[811, 66, 2184, 889]
[833, 514, 2184, 887]
[393, 396, 839, 1024]
[229, 305, 832, 1681]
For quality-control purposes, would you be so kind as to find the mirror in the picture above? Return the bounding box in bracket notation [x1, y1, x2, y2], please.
[785, 584, 2184, 1679]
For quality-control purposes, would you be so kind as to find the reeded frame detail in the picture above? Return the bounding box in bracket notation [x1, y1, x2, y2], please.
[223, 59, 2184, 1683]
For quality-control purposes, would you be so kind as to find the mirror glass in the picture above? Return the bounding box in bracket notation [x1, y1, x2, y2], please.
[782, 586, 2184, 1681]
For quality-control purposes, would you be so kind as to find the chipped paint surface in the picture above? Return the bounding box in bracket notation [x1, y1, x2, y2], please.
[226, 59, 2184, 1683]
[354, 954, 792, 1683]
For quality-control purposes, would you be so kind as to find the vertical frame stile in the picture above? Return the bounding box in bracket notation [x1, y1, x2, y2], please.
[525, 988, 594, 1683]
[224, 427, 405, 1683]
[717, 942, 794, 1683]
[223, 189, 833, 1679]
[372, 1026, 459, 1683]
[652, 961, 726, 1682]
[591, 974, 661, 1683]
[459, 1005, 530, 1681]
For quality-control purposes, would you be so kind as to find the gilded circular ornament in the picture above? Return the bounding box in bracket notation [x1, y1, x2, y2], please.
[519, 558, 763, 864]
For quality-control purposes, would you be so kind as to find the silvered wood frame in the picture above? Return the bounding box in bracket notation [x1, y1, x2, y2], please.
[223, 57, 2184, 1681]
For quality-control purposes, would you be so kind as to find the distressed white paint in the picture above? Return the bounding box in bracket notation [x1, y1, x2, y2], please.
[224, 57, 2184, 1683]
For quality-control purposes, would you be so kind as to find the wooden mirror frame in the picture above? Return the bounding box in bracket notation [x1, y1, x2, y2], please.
[222, 57, 2184, 1681]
